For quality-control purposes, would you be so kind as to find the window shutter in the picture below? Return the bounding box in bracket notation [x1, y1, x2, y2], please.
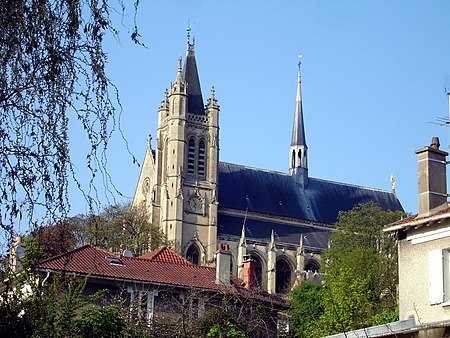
[429, 249, 444, 305]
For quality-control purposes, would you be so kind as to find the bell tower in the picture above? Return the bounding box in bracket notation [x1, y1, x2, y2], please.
[133, 30, 220, 264]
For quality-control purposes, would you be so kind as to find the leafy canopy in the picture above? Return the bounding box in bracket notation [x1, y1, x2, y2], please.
[319, 202, 404, 335]
[289, 202, 404, 337]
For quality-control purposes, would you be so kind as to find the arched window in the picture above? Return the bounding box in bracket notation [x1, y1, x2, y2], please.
[197, 139, 206, 177]
[276, 258, 292, 294]
[187, 138, 196, 175]
[291, 150, 295, 168]
[249, 253, 263, 288]
[304, 259, 320, 273]
[186, 244, 200, 265]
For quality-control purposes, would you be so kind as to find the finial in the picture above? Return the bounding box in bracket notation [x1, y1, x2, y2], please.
[269, 229, 276, 251]
[298, 53, 303, 70]
[186, 22, 195, 52]
[187, 26, 191, 45]
[390, 174, 396, 192]
[177, 56, 182, 72]
[210, 85, 215, 97]
[147, 134, 152, 150]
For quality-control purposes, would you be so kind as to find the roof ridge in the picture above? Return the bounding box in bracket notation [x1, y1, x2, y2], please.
[219, 161, 396, 194]
[219, 161, 290, 176]
[38, 244, 98, 264]
[309, 176, 395, 194]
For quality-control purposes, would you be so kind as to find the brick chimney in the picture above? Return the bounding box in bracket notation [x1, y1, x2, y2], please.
[416, 137, 448, 217]
[243, 255, 256, 289]
[215, 243, 231, 285]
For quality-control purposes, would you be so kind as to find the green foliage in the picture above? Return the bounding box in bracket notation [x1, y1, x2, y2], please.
[73, 306, 125, 338]
[0, 271, 114, 338]
[289, 282, 324, 338]
[207, 321, 246, 337]
[372, 308, 399, 326]
[314, 202, 404, 336]
[31, 202, 167, 257]
[82, 202, 167, 255]
[192, 295, 278, 338]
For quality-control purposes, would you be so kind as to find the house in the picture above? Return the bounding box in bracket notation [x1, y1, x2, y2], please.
[35, 243, 288, 337]
[325, 137, 450, 338]
[132, 31, 403, 294]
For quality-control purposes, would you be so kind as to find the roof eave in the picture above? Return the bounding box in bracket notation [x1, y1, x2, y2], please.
[384, 210, 450, 232]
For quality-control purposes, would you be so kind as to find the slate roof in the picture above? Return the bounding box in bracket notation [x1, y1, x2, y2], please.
[218, 162, 402, 224]
[218, 214, 330, 251]
[37, 245, 287, 307]
[182, 48, 204, 116]
[291, 70, 306, 147]
[217, 162, 403, 249]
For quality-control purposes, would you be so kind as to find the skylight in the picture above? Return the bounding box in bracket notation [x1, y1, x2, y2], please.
[105, 256, 124, 265]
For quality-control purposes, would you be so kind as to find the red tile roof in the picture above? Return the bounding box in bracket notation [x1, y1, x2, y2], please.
[139, 246, 191, 265]
[37, 245, 287, 307]
[384, 207, 450, 232]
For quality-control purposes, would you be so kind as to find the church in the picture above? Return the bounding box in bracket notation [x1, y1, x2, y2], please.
[132, 34, 403, 294]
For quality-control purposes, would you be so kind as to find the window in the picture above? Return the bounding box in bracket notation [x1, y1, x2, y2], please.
[186, 244, 200, 265]
[304, 259, 320, 273]
[429, 248, 450, 304]
[249, 253, 263, 288]
[197, 139, 206, 177]
[276, 258, 292, 294]
[188, 138, 195, 175]
[105, 256, 124, 265]
[187, 137, 207, 178]
[129, 289, 158, 324]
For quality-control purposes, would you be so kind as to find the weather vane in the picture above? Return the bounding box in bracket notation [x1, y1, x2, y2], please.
[298, 53, 303, 69]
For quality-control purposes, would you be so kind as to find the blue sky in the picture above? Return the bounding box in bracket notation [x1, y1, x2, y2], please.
[67, 0, 450, 217]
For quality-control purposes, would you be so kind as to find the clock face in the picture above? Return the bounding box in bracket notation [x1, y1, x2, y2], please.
[189, 196, 202, 212]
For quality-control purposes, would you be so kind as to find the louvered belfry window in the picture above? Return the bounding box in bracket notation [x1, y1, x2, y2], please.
[198, 139, 206, 177]
[188, 138, 196, 175]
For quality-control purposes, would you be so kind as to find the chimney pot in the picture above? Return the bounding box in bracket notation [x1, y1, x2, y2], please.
[431, 136, 440, 149]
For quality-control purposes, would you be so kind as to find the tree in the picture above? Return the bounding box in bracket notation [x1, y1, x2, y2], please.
[31, 202, 167, 257]
[315, 202, 404, 336]
[82, 202, 167, 255]
[0, 0, 141, 252]
[32, 216, 82, 257]
[289, 282, 324, 338]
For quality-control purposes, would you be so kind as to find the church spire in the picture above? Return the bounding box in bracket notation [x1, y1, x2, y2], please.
[289, 55, 308, 185]
[182, 27, 205, 115]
